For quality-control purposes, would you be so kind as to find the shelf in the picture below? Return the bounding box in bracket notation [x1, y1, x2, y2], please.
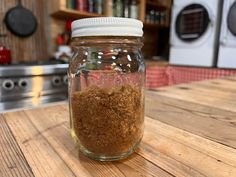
[144, 23, 169, 29]
[146, 1, 168, 11]
[145, 60, 169, 67]
[51, 8, 104, 20]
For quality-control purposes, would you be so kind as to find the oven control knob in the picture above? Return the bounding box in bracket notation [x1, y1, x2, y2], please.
[52, 76, 62, 86]
[19, 79, 28, 88]
[63, 75, 68, 85]
[2, 79, 14, 91]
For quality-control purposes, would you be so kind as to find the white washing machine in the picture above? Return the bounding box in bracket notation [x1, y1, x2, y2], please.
[218, 0, 236, 68]
[169, 0, 222, 67]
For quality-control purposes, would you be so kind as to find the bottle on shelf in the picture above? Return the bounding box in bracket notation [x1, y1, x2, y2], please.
[123, 0, 129, 18]
[113, 0, 123, 17]
[76, 0, 87, 11]
[145, 9, 168, 25]
[149, 10, 155, 23]
[145, 13, 151, 23]
[160, 11, 166, 26]
[129, 0, 139, 19]
[66, 0, 76, 9]
[95, 0, 103, 14]
[0, 34, 11, 64]
[154, 11, 160, 24]
[165, 10, 169, 26]
[88, 0, 94, 13]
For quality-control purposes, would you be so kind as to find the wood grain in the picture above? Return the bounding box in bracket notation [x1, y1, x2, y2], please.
[0, 0, 49, 63]
[50, 18, 66, 56]
[155, 77, 236, 112]
[3, 106, 173, 177]
[139, 0, 146, 22]
[51, 9, 104, 20]
[146, 92, 236, 149]
[0, 115, 34, 177]
[3, 105, 236, 177]
[140, 117, 236, 177]
[1, 76, 236, 177]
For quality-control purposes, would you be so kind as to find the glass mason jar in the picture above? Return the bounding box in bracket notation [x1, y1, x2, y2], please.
[68, 17, 145, 161]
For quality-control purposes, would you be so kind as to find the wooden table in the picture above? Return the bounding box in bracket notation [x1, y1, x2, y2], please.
[1, 76, 236, 177]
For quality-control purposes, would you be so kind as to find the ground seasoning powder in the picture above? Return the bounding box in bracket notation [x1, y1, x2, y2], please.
[71, 85, 144, 156]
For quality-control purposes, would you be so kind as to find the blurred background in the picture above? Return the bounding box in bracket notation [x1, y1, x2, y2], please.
[0, 0, 236, 111]
[0, 0, 172, 63]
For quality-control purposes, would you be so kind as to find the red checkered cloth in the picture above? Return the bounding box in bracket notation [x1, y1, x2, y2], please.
[146, 66, 169, 89]
[167, 66, 236, 85]
[146, 65, 236, 89]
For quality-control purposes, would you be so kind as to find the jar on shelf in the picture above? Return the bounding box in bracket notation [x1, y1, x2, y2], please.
[129, 0, 139, 19]
[68, 17, 145, 161]
[113, 0, 123, 17]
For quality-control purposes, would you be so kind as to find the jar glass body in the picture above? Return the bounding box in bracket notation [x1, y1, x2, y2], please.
[68, 36, 145, 161]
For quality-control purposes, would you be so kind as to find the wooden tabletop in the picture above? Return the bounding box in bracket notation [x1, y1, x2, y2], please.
[1, 76, 236, 177]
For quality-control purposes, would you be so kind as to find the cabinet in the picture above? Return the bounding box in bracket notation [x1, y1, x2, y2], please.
[50, 0, 172, 58]
[51, 0, 171, 27]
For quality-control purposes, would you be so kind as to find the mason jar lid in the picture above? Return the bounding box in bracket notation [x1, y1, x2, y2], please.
[71, 17, 143, 37]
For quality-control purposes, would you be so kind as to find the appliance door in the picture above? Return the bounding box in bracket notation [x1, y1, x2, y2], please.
[221, 0, 236, 47]
[218, 0, 236, 68]
[228, 1, 236, 36]
[171, 2, 213, 47]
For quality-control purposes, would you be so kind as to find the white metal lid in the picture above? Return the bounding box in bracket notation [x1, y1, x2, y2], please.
[71, 17, 143, 37]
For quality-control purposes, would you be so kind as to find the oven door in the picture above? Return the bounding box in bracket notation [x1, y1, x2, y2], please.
[227, 1, 236, 36]
[171, 2, 214, 48]
[220, 0, 236, 47]
[176, 4, 210, 42]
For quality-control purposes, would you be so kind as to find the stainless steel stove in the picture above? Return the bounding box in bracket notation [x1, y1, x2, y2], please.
[0, 63, 68, 112]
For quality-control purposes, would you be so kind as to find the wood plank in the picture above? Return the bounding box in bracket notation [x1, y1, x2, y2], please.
[4, 103, 236, 177]
[51, 8, 104, 20]
[138, 117, 236, 177]
[139, 0, 146, 22]
[0, 115, 34, 177]
[192, 78, 236, 94]
[191, 81, 236, 94]
[3, 105, 173, 177]
[26, 105, 173, 177]
[154, 77, 236, 112]
[146, 92, 236, 149]
[2, 103, 236, 177]
[144, 23, 168, 29]
[0, 0, 49, 63]
[3, 111, 80, 177]
[1, 76, 236, 177]
[158, 85, 236, 105]
[22, 106, 123, 177]
[145, 60, 169, 67]
[225, 76, 236, 81]
[175, 79, 236, 99]
[114, 153, 173, 177]
[148, 0, 173, 8]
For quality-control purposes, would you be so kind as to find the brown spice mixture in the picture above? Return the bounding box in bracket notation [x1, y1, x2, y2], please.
[72, 85, 144, 155]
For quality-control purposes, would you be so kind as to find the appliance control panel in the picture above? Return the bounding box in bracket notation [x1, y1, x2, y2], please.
[0, 74, 68, 102]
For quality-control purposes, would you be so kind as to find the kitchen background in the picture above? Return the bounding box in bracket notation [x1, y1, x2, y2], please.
[0, 0, 171, 63]
[0, 0, 49, 63]
[0, 0, 236, 112]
